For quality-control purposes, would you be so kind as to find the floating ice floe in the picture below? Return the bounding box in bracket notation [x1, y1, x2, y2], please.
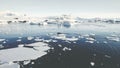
[0, 39, 5, 42]
[0, 42, 50, 67]
[43, 39, 52, 43]
[52, 40, 57, 42]
[62, 47, 72, 51]
[90, 62, 95, 66]
[103, 41, 108, 44]
[85, 41, 94, 43]
[53, 32, 66, 39]
[86, 37, 95, 41]
[27, 36, 34, 40]
[82, 34, 90, 37]
[53, 33, 78, 41]
[16, 39, 21, 42]
[0, 44, 4, 48]
[104, 55, 111, 58]
[89, 33, 96, 36]
[34, 38, 43, 42]
[58, 44, 62, 47]
[65, 37, 78, 41]
[106, 36, 119, 42]
[85, 37, 96, 43]
[3, 41, 6, 44]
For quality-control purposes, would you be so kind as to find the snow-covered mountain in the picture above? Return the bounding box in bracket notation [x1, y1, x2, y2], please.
[0, 11, 31, 24]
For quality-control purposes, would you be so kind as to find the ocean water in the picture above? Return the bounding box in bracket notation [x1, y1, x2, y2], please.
[0, 23, 120, 68]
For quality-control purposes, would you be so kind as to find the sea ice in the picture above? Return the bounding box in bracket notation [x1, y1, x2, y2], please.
[0, 39, 5, 42]
[106, 36, 119, 42]
[0, 42, 50, 65]
[27, 36, 34, 40]
[62, 47, 72, 51]
[90, 62, 95, 66]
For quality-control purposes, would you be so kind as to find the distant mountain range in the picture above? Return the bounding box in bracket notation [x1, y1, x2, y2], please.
[0, 11, 120, 24]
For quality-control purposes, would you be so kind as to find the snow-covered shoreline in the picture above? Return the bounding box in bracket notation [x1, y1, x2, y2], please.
[0, 11, 120, 26]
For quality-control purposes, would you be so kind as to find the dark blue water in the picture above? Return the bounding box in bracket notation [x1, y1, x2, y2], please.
[0, 23, 120, 68]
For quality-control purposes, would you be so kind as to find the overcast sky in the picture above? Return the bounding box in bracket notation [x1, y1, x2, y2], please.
[0, 0, 120, 18]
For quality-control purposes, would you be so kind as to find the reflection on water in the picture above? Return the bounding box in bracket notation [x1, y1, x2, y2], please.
[0, 23, 120, 68]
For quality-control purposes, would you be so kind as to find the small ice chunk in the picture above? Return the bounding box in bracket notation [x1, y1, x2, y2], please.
[83, 34, 89, 37]
[85, 41, 94, 43]
[63, 47, 72, 51]
[31, 62, 34, 65]
[18, 44, 24, 47]
[73, 41, 76, 43]
[103, 41, 107, 44]
[90, 33, 95, 36]
[86, 37, 95, 41]
[0, 44, 4, 48]
[27, 36, 34, 40]
[34, 38, 43, 42]
[50, 47, 54, 50]
[58, 44, 62, 47]
[16, 39, 21, 42]
[23, 60, 31, 65]
[52, 40, 57, 42]
[106, 36, 119, 42]
[3, 41, 6, 44]
[43, 39, 52, 43]
[105, 55, 111, 58]
[90, 62, 95, 66]
[65, 37, 78, 41]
